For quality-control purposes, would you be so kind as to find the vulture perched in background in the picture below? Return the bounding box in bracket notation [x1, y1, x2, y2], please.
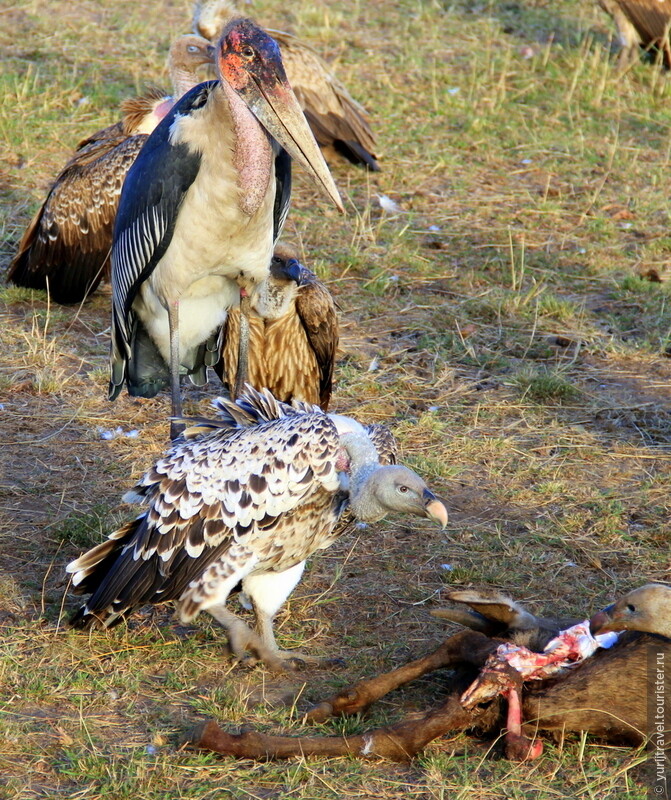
[193, 0, 379, 170]
[66, 387, 448, 671]
[6, 35, 214, 304]
[598, 0, 671, 67]
[191, 584, 671, 759]
[108, 19, 342, 440]
[215, 245, 338, 410]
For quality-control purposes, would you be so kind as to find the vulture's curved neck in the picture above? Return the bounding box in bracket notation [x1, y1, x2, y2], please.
[217, 80, 274, 216]
[170, 64, 201, 100]
[341, 433, 386, 523]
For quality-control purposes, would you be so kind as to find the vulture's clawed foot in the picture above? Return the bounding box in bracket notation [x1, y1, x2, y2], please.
[244, 648, 346, 672]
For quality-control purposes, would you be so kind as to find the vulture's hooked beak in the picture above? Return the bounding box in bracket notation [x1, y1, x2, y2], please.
[218, 19, 344, 213]
[589, 604, 616, 636]
[422, 488, 448, 528]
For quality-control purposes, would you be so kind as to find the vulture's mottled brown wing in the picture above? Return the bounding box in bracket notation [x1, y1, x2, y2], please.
[295, 267, 339, 410]
[8, 133, 148, 304]
[599, 0, 671, 65]
[618, 0, 671, 47]
[67, 404, 343, 627]
[7, 87, 169, 305]
[271, 30, 379, 171]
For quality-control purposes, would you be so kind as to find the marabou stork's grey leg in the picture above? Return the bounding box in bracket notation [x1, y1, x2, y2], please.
[233, 292, 251, 399]
[168, 301, 184, 440]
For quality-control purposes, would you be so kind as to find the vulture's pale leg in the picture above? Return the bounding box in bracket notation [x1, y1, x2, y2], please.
[305, 629, 496, 723]
[207, 604, 290, 671]
[243, 563, 327, 668]
[168, 301, 184, 440]
[233, 292, 251, 399]
[190, 692, 484, 761]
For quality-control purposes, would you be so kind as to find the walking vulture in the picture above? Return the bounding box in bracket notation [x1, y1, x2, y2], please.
[66, 387, 448, 670]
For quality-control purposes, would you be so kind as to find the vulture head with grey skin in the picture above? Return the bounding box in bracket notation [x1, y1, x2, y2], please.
[590, 583, 671, 638]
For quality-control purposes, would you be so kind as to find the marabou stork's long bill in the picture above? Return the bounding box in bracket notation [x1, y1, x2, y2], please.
[6, 36, 213, 305]
[193, 0, 379, 171]
[598, 0, 671, 67]
[109, 19, 343, 441]
[216, 245, 338, 410]
[66, 387, 448, 670]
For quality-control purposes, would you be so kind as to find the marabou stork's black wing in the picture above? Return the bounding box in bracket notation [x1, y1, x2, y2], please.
[109, 82, 216, 399]
[273, 146, 292, 243]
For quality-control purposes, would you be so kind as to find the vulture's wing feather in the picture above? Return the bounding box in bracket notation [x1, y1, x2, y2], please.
[619, 0, 671, 45]
[8, 133, 147, 305]
[67, 408, 342, 626]
[295, 267, 339, 410]
[109, 82, 215, 398]
[365, 424, 398, 465]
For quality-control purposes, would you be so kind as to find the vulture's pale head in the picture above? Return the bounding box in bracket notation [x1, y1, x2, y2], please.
[589, 583, 671, 639]
[252, 248, 302, 319]
[350, 463, 448, 527]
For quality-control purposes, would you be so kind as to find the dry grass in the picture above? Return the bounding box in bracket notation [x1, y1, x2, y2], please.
[1, 0, 670, 797]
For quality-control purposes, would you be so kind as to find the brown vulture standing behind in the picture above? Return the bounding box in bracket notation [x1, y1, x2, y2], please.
[193, 0, 379, 171]
[66, 387, 448, 671]
[6, 35, 214, 304]
[598, 0, 671, 67]
[216, 245, 338, 410]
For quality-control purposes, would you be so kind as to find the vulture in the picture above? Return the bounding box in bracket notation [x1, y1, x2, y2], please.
[66, 387, 448, 671]
[191, 584, 671, 759]
[108, 18, 342, 440]
[590, 582, 671, 637]
[6, 35, 214, 305]
[215, 245, 338, 410]
[193, 0, 379, 170]
[598, 0, 671, 67]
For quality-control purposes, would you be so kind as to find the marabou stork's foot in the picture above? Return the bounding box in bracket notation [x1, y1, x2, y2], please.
[170, 419, 186, 441]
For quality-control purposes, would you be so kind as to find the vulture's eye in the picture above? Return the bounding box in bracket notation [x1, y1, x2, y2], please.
[272, 256, 282, 265]
[398, 485, 409, 494]
[626, 603, 636, 613]
[187, 45, 200, 54]
[241, 45, 255, 59]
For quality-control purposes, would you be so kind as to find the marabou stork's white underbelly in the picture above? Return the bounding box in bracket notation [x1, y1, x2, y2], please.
[135, 155, 276, 368]
[137, 276, 237, 367]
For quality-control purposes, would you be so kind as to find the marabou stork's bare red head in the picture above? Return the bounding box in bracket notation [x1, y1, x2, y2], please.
[218, 18, 344, 212]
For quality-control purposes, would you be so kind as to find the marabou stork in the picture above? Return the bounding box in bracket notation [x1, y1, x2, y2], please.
[215, 245, 338, 410]
[193, 0, 379, 170]
[7, 35, 214, 305]
[109, 18, 343, 441]
[67, 387, 448, 670]
[598, 0, 671, 67]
